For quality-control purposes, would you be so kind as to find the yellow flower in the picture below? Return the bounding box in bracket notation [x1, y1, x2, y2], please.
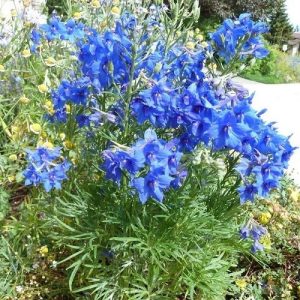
[42, 141, 54, 149]
[8, 154, 18, 161]
[11, 9, 17, 17]
[185, 41, 195, 50]
[260, 235, 272, 250]
[209, 63, 217, 71]
[290, 190, 299, 202]
[99, 20, 107, 30]
[22, 49, 31, 58]
[63, 140, 75, 149]
[66, 104, 71, 114]
[30, 123, 42, 134]
[112, 0, 120, 5]
[73, 12, 82, 20]
[201, 41, 208, 48]
[0, 64, 5, 72]
[38, 84, 48, 93]
[39, 245, 48, 256]
[111, 6, 121, 15]
[8, 175, 16, 182]
[91, 0, 100, 8]
[43, 100, 55, 114]
[19, 95, 30, 104]
[44, 57, 57, 67]
[258, 212, 272, 225]
[235, 278, 247, 290]
[41, 131, 47, 139]
[59, 133, 66, 140]
[23, 0, 31, 7]
[196, 34, 204, 42]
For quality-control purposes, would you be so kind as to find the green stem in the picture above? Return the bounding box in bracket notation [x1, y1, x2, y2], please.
[124, 44, 137, 138]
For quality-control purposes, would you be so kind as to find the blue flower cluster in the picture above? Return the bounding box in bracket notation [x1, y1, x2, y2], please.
[211, 13, 269, 63]
[240, 222, 267, 252]
[28, 11, 294, 204]
[31, 15, 86, 52]
[101, 129, 185, 203]
[23, 147, 71, 192]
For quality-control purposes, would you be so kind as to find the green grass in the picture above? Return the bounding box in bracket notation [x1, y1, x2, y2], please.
[241, 73, 284, 84]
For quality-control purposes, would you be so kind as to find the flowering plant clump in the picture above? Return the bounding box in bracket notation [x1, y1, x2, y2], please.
[25, 6, 294, 207]
[0, 0, 297, 298]
[23, 147, 71, 192]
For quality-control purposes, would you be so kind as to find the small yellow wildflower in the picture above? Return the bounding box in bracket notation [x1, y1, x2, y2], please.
[0, 64, 5, 72]
[44, 57, 57, 67]
[63, 140, 75, 149]
[290, 190, 299, 202]
[22, 49, 31, 58]
[30, 123, 42, 134]
[39, 245, 49, 256]
[196, 34, 204, 42]
[19, 95, 30, 104]
[23, 0, 31, 7]
[41, 131, 47, 139]
[8, 154, 18, 161]
[235, 278, 247, 290]
[11, 9, 17, 17]
[43, 100, 55, 114]
[73, 12, 82, 20]
[59, 133, 66, 140]
[111, 6, 121, 15]
[209, 63, 217, 71]
[201, 41, 208, 48]
[185, 41, 195, 50]
[8, 175, 16, 182]
[99, 20, 107, 30]
[91, 0, 100, 8]
[42, 141, 54, 149]
[258, 211, 272, 225]
[260, 234, 272, 250]
[38, 84, 48, 93]
[66, 104, 71, 114]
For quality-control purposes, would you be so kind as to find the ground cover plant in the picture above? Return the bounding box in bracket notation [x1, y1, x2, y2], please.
[0, 0, 298, 299]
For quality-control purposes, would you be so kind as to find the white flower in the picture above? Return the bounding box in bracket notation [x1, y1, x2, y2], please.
[16, 285, 24, 293]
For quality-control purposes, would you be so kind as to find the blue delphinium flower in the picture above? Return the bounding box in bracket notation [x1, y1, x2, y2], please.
[238, 184, 258, 204]
[41, 161, 71, 192]
[23, 147, 71, 192]
[209, 110, 250, 151]
[39, 16, 67, 41]
[132, 167, 174, 203]
[101, 149, 143, 184]
[211, 13, 269, 63]
[240, 222, 267, 253]
[101, 129, 185, 203]
[30, 12, 294, 206]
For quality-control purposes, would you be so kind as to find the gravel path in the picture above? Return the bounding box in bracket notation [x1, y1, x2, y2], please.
[234, 77, 300, 185]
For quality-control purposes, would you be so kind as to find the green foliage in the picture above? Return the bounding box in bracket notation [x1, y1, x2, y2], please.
[0, 1, 298, 299]
[242, 44, 300, 83]
[199, 0, 273, 20]
[267, 0, 293, 46]
[0, 188, 10, 221]
[0, 149, 250, 299]
[232, 177, 300, 299]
